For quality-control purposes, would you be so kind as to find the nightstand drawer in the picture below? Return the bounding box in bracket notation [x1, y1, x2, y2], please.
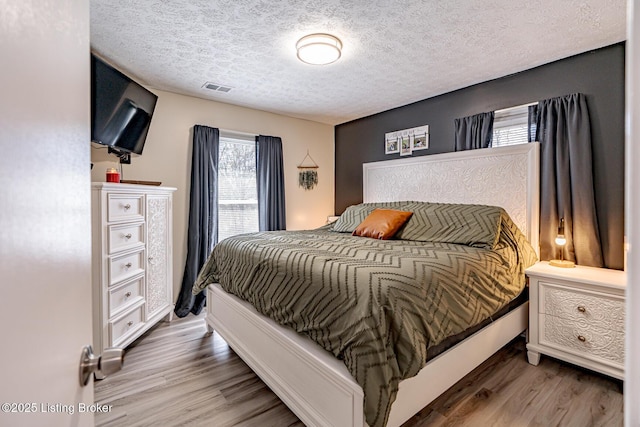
[540, 313, 624, 365]
[539, 282, 625, 332]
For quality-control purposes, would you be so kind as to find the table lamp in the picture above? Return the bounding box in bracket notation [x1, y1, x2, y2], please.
[549, 217, 575, 268]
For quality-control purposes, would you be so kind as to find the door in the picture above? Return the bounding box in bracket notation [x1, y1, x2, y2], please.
[146, 193, 173, 320]
[627, 0, 640, 424]
[0, 2, 94, 427]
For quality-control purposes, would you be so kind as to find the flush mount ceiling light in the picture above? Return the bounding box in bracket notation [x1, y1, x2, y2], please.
[296, 33, 342, 65]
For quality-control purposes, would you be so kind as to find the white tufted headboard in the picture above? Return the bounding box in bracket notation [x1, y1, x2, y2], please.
[363, 143, 540, 253]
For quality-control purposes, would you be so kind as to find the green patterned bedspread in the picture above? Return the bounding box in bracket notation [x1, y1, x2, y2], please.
[193, 210, 536, 427]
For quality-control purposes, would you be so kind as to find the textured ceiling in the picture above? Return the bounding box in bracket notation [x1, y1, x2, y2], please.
[90, 0, 626, 125]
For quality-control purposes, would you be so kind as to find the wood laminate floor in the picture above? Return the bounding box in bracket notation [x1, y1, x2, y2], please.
[95, 313, 623, 427]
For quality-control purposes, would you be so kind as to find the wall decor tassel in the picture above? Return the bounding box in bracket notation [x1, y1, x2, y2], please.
[297, 150, 319, 190]
[298, 169, 318, 190]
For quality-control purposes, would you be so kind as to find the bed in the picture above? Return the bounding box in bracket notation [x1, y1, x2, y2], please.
[195, 143, 540, 427]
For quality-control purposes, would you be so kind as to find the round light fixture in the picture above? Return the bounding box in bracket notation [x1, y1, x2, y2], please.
[296, 33, 342, 65]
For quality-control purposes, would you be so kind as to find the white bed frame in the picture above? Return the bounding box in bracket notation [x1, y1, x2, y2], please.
[205, 144, 540, 427]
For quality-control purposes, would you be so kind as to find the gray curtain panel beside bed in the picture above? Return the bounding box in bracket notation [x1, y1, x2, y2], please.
[529, 93, 604, 267]
[256, 135, 286, 231]
[174, 125, 220, 318]
[454, 111, 494, 151]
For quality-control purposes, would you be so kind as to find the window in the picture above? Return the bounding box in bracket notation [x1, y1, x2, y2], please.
[491, 103, 534, 147]
[218, 134, 259, 241]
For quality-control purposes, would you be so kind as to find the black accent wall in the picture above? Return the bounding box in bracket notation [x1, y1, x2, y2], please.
[335, 43, 625, 270]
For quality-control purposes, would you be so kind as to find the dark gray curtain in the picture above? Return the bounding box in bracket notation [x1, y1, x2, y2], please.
[529, 94, 603, 267]
[174, 125, 219, 317]
[454, 111, 494, 151]
[256, 135, 286, 231]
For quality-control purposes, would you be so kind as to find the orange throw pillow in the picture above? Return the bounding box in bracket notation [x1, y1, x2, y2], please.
[352, 208, 413, 240]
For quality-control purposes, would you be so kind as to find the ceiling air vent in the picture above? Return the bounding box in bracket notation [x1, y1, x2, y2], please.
[202, 82, 233, 93]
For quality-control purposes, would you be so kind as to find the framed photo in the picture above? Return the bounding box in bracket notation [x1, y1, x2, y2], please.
[385, 135, 399, 154]
[385, 124, 429, 155]
[400, 136, 412, 156]
[412, 132, 428, 150]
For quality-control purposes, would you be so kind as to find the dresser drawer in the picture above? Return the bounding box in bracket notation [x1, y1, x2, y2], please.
[108, 222, 144, 254]
[539, 282, 625, 332]
[109, 249, 145, 285]
[110, 304, 144, 346]
[540, 313, 624, 366]
[109, 276, 144, 317]
[107, 193, 144, 222]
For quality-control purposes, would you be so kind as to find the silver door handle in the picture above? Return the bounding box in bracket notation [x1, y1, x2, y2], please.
[79, 345, 125, 386]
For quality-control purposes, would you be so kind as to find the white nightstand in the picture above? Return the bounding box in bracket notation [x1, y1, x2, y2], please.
[526, 261, 626, 380]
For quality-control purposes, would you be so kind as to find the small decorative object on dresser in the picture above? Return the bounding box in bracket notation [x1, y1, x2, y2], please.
[91, 182, 176, 378]
[105, 167, 120, 183]
[526, 261, 626, 380]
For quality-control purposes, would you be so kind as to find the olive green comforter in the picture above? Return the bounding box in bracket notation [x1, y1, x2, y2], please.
[193, 204, 537, 427]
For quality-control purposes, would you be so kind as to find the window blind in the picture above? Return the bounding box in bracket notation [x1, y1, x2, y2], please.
[218, 135, 259, 241]
[492, 104, 532, 147]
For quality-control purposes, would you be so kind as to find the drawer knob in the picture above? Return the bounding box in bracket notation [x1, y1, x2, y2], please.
[125, 262, 132, 268]
[127, 321, 134, 327]
[124, 233, 132, 239]
[124, 292, 132, 298]
[123, 204, 131, 210]
[577, 335, 586, 342]
[577, 306, 586, 313]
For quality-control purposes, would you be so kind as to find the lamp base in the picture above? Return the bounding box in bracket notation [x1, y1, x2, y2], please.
[549, 259, 575, 268]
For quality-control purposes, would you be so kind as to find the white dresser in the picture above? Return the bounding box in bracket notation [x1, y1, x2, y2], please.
[91, 183, 176, 374]
[526, 261, 626, 380]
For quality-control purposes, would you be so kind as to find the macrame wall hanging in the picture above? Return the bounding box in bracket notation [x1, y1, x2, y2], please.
[297, 150, 319, 190]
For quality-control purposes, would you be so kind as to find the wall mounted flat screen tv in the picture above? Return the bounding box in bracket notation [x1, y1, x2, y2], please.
[91, 54, 157, 155]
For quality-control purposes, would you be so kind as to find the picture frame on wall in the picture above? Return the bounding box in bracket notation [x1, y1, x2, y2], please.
[385, 124, 429, 155]
[400, 135, 411, 156]
[385, 135, 399, 154]
[412, 132, 428, 150]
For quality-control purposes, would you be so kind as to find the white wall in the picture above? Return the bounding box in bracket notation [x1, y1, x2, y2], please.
[92, 90, 335, 301]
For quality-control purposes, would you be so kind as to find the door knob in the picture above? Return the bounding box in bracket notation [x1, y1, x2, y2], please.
[79, 345, 125, 386]
[100, 348, 126, 377]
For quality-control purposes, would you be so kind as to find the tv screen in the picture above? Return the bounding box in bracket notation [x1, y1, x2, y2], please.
[91, 54, 157, 155]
